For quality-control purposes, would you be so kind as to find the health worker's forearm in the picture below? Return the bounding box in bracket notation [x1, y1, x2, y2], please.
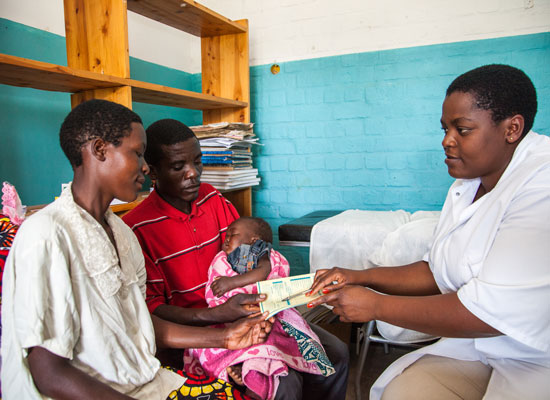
[364, 261, 441, 296]
[373, 291, 501, 338]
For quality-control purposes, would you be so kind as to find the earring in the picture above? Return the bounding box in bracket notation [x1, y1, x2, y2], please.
[507, 137, 514, 143]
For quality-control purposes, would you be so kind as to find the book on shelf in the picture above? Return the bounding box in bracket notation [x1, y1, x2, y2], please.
[201, 148, 251, 156]
[202, 154, 251, 161]
[202, 173, 258, 180]
[201, 164, 253, 170]
[211, 178, 261, 191]
[202, 167, 260, 190]
[199, 137, 259, 149]
[202, 168, 259, 177]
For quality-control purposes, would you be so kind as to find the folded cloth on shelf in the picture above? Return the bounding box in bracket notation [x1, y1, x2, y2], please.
[309, 209, 441, 343]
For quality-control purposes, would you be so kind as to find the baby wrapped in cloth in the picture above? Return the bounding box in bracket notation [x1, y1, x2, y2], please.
[184, 217, 334, 400]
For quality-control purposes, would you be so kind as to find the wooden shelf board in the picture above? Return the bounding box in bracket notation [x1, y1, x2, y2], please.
[0, 53, 123, 93]
[110, 191, 150, 215]
[127, 0, 246, 37]
[26, 191, 151, 217]
[0, 54, 247, 110]
[130, 79, 247, 110]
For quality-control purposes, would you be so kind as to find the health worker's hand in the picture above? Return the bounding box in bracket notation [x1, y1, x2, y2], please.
[307, 267, 363, 297]
[307, 285, 377, 323]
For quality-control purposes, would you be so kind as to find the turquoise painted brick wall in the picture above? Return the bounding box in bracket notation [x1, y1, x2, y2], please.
[1, 19, 549, 275]
[0, 19, 201, 205]
[249, 33, 550, 275]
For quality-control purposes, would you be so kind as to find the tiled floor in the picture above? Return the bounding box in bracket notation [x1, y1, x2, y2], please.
[345, 341, 411, 400]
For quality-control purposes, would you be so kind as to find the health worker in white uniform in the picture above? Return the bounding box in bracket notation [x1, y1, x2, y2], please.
[307, 64, 550, 400]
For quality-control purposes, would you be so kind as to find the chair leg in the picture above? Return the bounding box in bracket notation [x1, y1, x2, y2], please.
[355, 320, 376, 400]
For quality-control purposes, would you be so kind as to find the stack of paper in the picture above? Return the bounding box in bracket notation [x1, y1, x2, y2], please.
[190, 122, 261, 190]
[201, 168, 261, 191]
[190, 122, 255, 140]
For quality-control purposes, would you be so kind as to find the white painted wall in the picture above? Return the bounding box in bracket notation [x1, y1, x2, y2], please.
[2, 0, 549, 73]
[203, 0, 550, 67]
[0, 0, 200, 72]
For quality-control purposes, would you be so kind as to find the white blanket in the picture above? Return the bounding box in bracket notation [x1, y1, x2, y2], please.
[309, 210, 410, 272]
[309, 209, 440, 343]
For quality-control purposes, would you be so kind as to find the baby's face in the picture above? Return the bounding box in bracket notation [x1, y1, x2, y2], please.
[222, 220, 256, 254]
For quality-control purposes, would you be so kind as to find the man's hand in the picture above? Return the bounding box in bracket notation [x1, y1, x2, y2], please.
[306, 285, 377, 323]
[211, 276, 239, 297]
[216, 293, 265, 322]
[223, 312, 273, 350]
[307, 267, 362, 297]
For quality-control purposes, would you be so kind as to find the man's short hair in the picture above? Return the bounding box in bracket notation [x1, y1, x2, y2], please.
[59, 99, 142, 168]
[446, 64, 537, 136]
[145, 119, 197, 166]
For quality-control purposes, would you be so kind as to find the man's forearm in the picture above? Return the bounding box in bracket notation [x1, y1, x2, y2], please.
[152, 314, 228, 349]
[153, 304, 225, 326]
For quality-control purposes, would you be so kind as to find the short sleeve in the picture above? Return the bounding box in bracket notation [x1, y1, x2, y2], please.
[143, 250, 168, 313]
[457, 177, 550, 352]
[10, 219, 80, 359]
[124, 225, 147, 300]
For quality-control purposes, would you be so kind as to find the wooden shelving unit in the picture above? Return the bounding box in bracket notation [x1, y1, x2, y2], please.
[0, 54, 247, 110]
[126, 0, 246, 37]
[0, 0, 253, 216]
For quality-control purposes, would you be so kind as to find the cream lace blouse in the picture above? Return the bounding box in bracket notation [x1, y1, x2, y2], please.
[1, 184, 184, 399]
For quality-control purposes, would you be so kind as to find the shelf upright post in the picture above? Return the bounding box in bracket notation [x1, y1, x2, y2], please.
[201, 19, 252, 216]
[63, 0, 133, 108]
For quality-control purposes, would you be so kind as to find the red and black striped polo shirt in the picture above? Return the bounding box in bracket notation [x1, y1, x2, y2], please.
[123, 184, 239, 311]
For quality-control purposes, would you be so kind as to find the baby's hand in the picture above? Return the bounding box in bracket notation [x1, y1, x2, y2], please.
[212, 276, 238, 297]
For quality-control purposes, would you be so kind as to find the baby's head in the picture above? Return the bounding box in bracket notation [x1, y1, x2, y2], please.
[222, 217, 273, 254]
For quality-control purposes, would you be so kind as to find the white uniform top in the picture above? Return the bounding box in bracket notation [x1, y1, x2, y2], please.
[1, 184, 185, 399]
[371, 131, 550, 400]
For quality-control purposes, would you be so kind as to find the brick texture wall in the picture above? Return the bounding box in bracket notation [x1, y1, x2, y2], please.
[249, 33, 550, 274]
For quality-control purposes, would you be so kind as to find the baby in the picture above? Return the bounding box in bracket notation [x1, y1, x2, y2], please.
[211, 217, 273, 300]
[184, 217, 334, 400]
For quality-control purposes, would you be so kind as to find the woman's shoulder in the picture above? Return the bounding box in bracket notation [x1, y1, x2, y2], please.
[16, 200, 69, 241]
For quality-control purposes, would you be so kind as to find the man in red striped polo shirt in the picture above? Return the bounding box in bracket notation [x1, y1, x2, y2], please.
[123, 119, 258, 326]
[124, 119, 349, 400]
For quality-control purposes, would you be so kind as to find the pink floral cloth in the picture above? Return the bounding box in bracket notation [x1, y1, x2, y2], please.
[1, 182, 25, 226]
[184, 250, 326, 400]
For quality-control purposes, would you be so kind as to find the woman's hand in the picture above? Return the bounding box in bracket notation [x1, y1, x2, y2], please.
[28, 347, 134, 399]
[307, 267, 363, 296]
[307, 285, 378, 323]
[223, 312, 273, 350]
